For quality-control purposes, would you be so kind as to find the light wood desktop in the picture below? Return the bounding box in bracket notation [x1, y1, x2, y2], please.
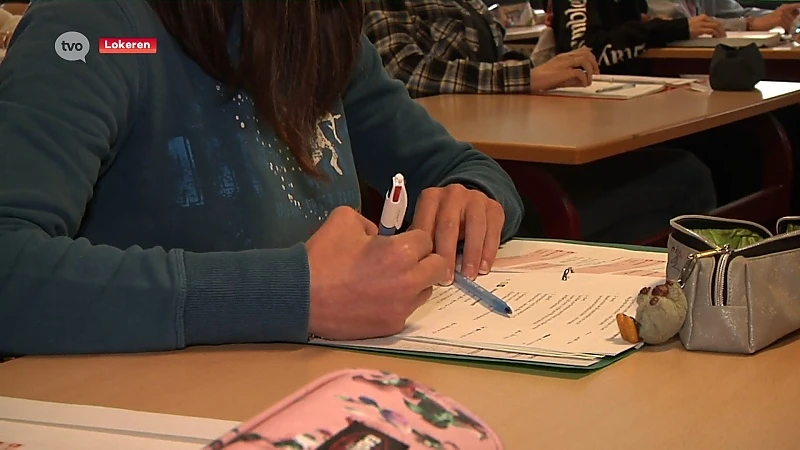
[417, 80, 799, 244]
[1, 339, 799, 449]
[416, 80, 800, 165]
[643, 42, 800, 81]
[645, 41, 800, 60]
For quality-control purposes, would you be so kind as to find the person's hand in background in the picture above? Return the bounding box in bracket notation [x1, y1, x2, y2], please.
[529, 46, 599, 91]
[410, 184, 505, 284]
[688, 14, 726, 38]
[751, 3, 800, 31]
[306, 207, 448, 341]
[641, 13, 673, 22]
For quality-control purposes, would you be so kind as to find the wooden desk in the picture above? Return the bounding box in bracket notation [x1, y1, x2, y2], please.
[417, 81, 800, 244]
[643, 42, 800, 81]
[417, 81, 800, 165]
[1, 340, 799, 449]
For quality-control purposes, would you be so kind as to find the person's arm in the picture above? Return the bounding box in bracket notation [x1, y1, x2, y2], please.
[647, 0, 691, 18]
[362, 8, 532, 98]
[0, 0, 311, 356]
[646, 0, 753, 31]
[707, 0, 771, 18]
[344, 36, 523, 243]
[576, 1, 690, 69]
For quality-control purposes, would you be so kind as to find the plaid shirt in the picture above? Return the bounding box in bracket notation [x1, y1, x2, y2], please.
[363, 0, 533, 98]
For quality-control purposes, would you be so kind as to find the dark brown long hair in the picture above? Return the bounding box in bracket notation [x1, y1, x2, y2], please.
[148, 0, 364, 175]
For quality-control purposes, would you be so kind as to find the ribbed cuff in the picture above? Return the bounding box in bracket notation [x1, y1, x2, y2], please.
[180, 244, 310, 346]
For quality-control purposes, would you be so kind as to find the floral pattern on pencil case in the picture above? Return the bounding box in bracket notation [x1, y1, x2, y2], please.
[207, 369, 501, 450]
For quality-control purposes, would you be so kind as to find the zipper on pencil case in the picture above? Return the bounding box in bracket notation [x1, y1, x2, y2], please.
[679, 245, 731, 306]
[673, 216, 800, 306]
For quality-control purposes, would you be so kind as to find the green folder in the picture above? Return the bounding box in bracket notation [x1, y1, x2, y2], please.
[312, 239, 666, 378]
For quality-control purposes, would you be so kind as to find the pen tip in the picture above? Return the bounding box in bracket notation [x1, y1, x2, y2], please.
[505, 307, 513, 315]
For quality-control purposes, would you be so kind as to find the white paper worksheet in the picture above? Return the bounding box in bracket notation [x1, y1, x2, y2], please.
[490, 240, 667, 277]
[399, 271, 662, 356]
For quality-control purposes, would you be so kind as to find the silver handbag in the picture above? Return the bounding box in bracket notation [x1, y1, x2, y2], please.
[666, 215, 800, 354]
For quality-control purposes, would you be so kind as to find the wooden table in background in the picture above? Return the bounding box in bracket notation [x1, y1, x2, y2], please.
[417, 81, 800, 164]
[417, 81, 800, 244]
[643, 42, 800, 81]
[1, 339, 799, 449]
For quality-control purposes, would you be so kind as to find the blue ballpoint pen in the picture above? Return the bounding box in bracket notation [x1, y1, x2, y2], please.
[453, 272, 513, 316]
[378, 173, 407, 236]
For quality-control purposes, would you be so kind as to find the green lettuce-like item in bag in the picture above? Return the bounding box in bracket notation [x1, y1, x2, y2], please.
[694, 228, 764, 250]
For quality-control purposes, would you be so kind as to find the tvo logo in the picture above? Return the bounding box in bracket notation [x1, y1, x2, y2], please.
[55, 31, 89, 62]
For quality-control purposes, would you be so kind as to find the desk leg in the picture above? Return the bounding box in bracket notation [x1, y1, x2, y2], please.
[708, 113, 793, 223]
[497, 160, 582, 240]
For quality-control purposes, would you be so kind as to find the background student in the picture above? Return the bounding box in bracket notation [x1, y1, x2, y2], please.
[644, 0, 800, 212]
[548, 0, 724, 74]
[0, 0, 524, 356]
[648, 0, 800, 32]
[362, 0, 598, 98]
[364, 0, 717, 244]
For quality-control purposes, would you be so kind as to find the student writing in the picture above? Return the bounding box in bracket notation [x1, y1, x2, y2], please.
[647, 0, 800, 32]
[0, 0, 524, 356]
[362, 0, 599, 98]
[549, 0, 724, 74]
[364, 0, 717, 245]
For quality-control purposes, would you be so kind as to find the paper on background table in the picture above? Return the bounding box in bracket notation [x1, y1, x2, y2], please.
[592, 74, 694, 86]
[490, 240, 667, 277]
[669, 30, 782, 48]
[545, 81, 665, 99]
[0, 396, 238, 446]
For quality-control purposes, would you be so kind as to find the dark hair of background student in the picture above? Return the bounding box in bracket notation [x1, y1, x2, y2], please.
[147, 0, 364, 176]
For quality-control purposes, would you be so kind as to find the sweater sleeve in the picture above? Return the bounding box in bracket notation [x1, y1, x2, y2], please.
[709, 0, 771, 19]
[0, 0, 311, 356]
[579, 2, 690, 69]
[362, 8, 532, 98]
[344, 36, 523, 243]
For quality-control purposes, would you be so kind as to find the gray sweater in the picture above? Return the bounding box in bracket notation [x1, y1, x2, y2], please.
[647, 0, 770, 31]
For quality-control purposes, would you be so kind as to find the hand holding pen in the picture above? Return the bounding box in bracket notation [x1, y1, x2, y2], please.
[380, 175, 512, 316]
[409, 183, 506, 283]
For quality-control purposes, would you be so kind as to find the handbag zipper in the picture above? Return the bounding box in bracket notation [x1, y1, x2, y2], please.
[713, 246, 733, 306]
[678, 244, 732, 306]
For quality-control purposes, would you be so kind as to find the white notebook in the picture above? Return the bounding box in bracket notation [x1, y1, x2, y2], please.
[669, 31, 783, 48]
[544, 81, 665, 99]
[592, 74, 695, 86]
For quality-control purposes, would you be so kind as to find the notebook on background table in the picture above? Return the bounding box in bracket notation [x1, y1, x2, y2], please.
[669, 30, 783, 48]
[542, 81, 666, 99]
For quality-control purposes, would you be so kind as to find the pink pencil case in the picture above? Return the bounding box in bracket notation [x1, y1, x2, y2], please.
[205, 368, 503, 449]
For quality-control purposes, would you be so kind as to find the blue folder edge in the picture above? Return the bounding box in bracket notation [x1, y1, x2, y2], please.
[312, 238, 667, 375]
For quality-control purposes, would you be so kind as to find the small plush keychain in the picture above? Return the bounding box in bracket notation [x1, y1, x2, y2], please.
[616, 279, 688, 345]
